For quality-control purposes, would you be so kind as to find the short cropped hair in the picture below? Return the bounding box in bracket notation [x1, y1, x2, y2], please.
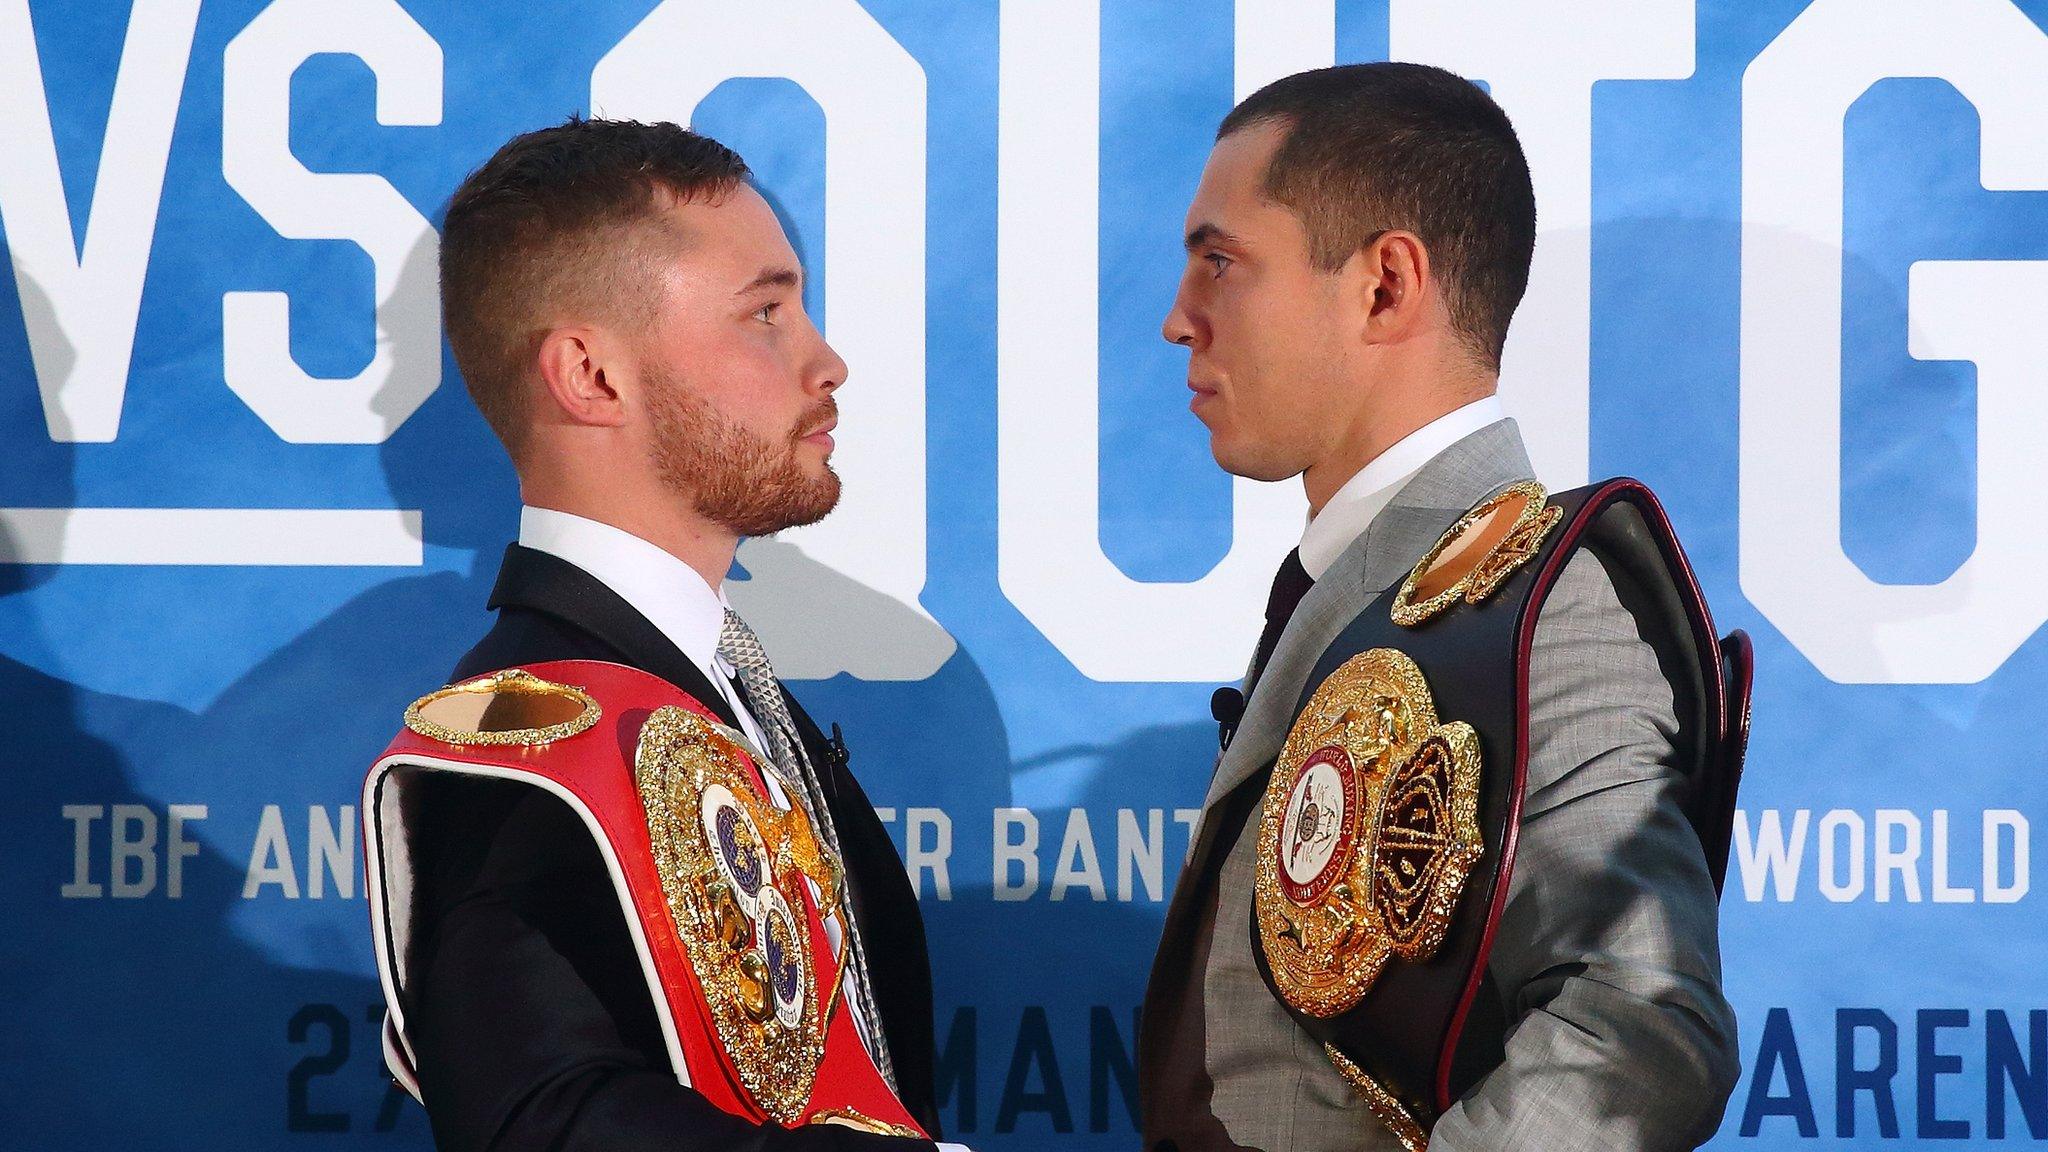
[1218, 62, 1536, 370]
[439, 116, 750, 455]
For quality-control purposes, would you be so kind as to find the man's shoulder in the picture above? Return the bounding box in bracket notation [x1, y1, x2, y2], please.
[1531, 545, 1643, 647]
[446, 545, 600, 677]
[413, 606, 639, 915]
[449, 602, 626, 684]
[1529, 491, 1707, 693]
[1523, 539, 1695, 811]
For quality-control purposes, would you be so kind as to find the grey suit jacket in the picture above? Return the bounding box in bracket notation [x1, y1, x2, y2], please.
[1139, 419, 1739, 1150]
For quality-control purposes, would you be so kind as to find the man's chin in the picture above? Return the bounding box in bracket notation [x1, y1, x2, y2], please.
[707, 469, 841, 539]
[1209, 439, 1297, 483]
[788, 479, 842, 530]
[765, 473, 842, 534]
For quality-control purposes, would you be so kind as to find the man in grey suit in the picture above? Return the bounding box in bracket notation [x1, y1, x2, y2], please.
[1139, 63, 1739, 1149]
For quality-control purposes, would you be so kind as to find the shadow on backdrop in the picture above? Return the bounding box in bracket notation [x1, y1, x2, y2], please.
[0, 263, 414, 1143]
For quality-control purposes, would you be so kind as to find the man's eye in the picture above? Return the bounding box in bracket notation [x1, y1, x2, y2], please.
[1204, 252, 1232, 278]
[754, 302, 779, 323]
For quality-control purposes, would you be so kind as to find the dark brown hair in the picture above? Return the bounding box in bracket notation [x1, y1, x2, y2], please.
[1219, 62, 1535, 370]
[438, 116, 750, 455]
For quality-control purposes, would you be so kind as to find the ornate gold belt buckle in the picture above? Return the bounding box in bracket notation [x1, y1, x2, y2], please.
[1255, 648, 1486, 1146]
[636, 705, 832, 1122]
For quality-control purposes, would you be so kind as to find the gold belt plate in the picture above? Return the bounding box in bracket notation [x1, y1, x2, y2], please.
[1254, 647, 1484, 1019]
[636, 705, 842, 1123]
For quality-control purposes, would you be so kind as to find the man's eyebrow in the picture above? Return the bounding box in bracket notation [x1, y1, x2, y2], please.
[1185, 223, 1237, 251]
[735, 266, 802, 295]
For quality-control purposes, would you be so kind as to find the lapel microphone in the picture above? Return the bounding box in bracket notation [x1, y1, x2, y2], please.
[1212, 686, 1247, 751]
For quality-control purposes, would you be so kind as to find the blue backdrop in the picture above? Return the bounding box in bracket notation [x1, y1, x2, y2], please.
[5, 1, 2048, 1147]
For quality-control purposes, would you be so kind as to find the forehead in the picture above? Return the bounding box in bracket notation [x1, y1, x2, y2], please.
[656, 183, 799, 280]
[1187, 120, 1288, 225]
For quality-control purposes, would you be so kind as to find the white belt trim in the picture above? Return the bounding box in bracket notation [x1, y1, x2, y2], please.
[361, 752, 692, 1102]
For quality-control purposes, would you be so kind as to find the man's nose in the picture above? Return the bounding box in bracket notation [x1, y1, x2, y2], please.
[814, 338, 848, 394]
[1162, 296, 1200, 347]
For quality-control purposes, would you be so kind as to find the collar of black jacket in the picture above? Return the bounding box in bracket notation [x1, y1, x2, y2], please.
[484, 542, 746, 733]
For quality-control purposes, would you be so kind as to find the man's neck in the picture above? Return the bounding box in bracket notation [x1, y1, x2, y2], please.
[518, 485, 737, 591]
[1301, 380, 1496, 517]
[1304, 421, 1427, 517]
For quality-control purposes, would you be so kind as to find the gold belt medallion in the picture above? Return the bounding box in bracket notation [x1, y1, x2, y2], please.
[1255, 648, 1484, 1019]
[1390, 481, 1562, 627]
[636, 705, 841, 1123]
[404, 668, 601, 747]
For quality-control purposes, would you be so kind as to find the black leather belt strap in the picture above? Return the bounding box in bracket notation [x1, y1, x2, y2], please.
[1251, 479, 1750, 1122]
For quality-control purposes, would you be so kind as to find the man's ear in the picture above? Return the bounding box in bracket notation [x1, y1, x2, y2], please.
[1350, 229, 1432, 346]
[536, 326, 627, 428]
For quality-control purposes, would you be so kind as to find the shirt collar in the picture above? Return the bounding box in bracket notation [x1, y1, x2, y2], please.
[516, 506, 732, 683]
[1296, 394, 1506, 580]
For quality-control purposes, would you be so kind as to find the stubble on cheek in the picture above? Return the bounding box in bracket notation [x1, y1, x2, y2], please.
[646, 384, 842, 538]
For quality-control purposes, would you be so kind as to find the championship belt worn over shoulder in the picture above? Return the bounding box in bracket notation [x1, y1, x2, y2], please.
[361, 659, 927, 1138]
[1249, 479, 1754, 1150]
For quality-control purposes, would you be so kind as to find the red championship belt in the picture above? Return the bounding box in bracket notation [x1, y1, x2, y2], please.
[361, 659, 926, 1138]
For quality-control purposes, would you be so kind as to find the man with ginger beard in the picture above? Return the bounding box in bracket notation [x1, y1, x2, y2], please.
[386, 118, 957, 1151]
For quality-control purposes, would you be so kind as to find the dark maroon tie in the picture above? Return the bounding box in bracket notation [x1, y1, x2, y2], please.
[1213, 547, 1316, 749]
[1250, 547, 1315, 690]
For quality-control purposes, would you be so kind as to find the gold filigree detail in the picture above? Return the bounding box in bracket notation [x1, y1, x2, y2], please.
[636, 705, 834, 1123]
[807, 1107, 923, 1136]
[403, 668, 600, 747]
[1254, 648, 1483, 1019]
[1325, 1043, 1430, 1152]
[1390, 481, 1562, 627]
[758, 778, 843, 911]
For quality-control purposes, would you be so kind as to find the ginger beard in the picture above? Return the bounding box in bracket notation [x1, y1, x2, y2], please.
[645, 374, 841, 540]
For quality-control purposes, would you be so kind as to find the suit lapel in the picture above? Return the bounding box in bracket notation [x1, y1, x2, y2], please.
[485, 543, 746, 732]
[1198, 419, 1538, 813]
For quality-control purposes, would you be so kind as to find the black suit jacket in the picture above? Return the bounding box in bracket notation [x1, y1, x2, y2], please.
[406, 544, 941, 1152]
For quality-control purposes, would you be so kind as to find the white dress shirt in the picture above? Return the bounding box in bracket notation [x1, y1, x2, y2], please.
[1295, 395, 1507, 580]
[519, 505, 775, 754]
[518, 507, 961, 1143]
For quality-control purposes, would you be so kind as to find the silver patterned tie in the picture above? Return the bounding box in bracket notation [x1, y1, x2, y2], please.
[716, 607, 897, 1089]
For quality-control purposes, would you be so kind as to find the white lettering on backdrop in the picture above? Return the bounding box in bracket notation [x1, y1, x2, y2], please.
[0, 0, 431, 565]
[996, 0, 1309, 684]
[6, 4, 2048, 683]
[0, 0, 200, 442]
[221, 0, 444, 443]
[1740, 0, 2048, 684]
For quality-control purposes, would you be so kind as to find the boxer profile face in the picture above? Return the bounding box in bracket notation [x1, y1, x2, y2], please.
[632, 184, 846, 538]
[1163, 120, 1359, 483]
